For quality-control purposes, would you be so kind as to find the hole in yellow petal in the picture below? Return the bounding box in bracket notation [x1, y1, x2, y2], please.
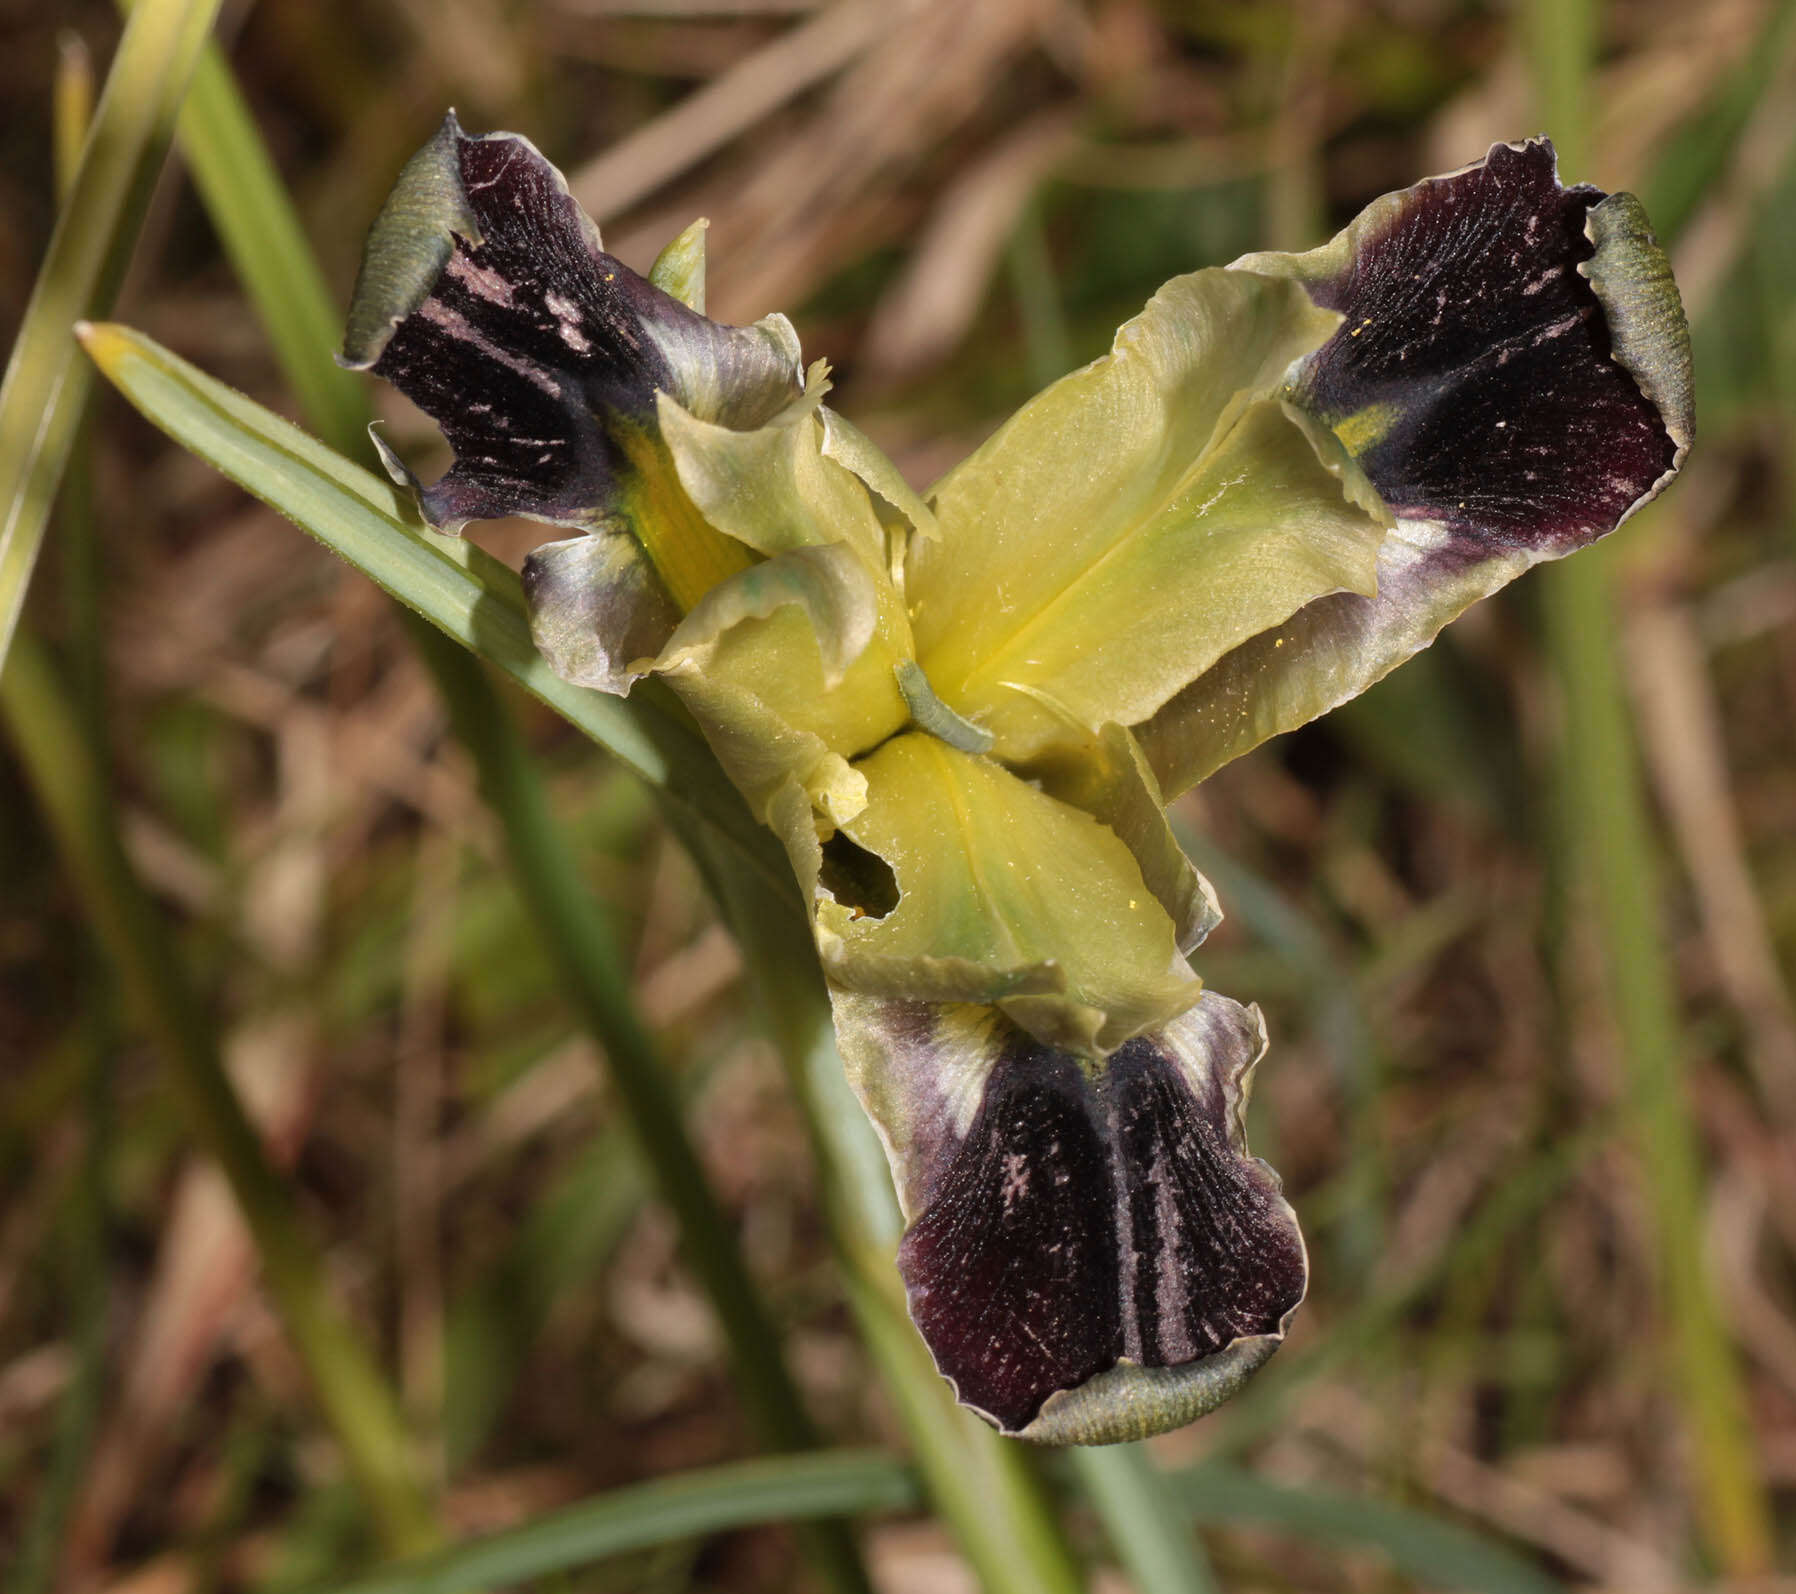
[819, 832, 899, 921]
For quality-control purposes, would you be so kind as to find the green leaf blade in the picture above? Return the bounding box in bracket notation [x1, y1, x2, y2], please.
[77, 320, 784, 879]
[170, 38, 372, 461]
[0, 0, 225, 668]
[317, 1452, 921, 1594]
[1176, 1463, 1563, 1594]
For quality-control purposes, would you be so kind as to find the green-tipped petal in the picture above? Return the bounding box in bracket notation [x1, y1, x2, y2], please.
[831, 990, 1306, 1443]
[341, 116, 480, 369]
[1581, 191, 1694, 479]
[910, 271, 1387, 762]
[1141, 140, 1693, 796]
[340, 113, 798, 609]
[1231, 138, 1688, 555]
[816, 735, 1201, 1054]
[649, 217, 708, 312]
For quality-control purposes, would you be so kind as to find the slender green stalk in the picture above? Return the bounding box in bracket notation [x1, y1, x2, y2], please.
[54, 33, 96, 199]
[1524, 1, 1596, 179]
[315, 1452, 920, 1594]
[1540, 548, 1773, 1573]
[1527, 1, 1775, 1573]
[0, 633, 438, 1558]
[1071, 1445, 1219, 1594]
[6, 1009, 115, 1594]
[7, 60, 114, 1594]
[50, 32, 108, 757]
[0, 0, 223, 667]
[136, 12, 370, 462]
[178, 59, 369, 452]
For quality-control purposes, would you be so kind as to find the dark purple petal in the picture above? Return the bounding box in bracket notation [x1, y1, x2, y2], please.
[341, 113, 798, 533]
[899, 1041, 1121, 1433]
[1108, 1040, 1305, 1366]
[869, 995, 1306, 1439]
[1246, 138, 1687, 555]
[1141, 142, 1694, 798]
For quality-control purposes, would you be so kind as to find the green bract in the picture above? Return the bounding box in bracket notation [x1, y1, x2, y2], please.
[345, 122, 1692, 1444]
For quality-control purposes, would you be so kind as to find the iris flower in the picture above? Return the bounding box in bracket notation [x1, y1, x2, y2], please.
[343, 117, 1691, 1444]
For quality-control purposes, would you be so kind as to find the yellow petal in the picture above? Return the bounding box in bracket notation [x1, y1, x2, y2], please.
[816, 734, 1201, 1054]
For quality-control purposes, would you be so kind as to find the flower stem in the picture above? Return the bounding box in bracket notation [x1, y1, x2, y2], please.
[7, 63, 117, 1593]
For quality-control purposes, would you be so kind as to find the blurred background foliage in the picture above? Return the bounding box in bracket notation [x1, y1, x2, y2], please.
[3, 0, 1796, 1590]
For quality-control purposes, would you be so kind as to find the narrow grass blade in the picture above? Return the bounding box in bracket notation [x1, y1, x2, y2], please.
[1526, 1, 1776, 1573]
[50, 32, 109, 752]
[315, 1451, 919, 1594]
[54, 33, 96, 205]
[0, 633, 437, 1557]
[153, 26, 370, 460]
[77, 320, 786, 886]
[1174, 1463, 1562, 1594]
[443, 1122, 645, 1466]
[1071, 1444, 1219, 1594]
[6, 61, 112, 1594]
[0, 0, 223, 667]
[5, 1015, 114, 1594]
[1541, 545, 1773, 1573]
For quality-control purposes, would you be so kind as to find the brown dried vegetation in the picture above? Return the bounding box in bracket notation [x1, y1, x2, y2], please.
[4, 0, 1796, 1589]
